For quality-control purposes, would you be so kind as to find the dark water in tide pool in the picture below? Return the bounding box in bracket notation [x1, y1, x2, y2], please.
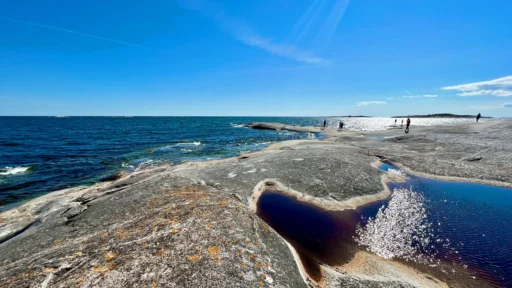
[0, 116, 327, 210]
[379, 163, 512, 288]
[256, 191, 384, 281]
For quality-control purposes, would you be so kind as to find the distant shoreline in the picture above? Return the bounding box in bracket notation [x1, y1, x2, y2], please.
[391, 113, 491, 119]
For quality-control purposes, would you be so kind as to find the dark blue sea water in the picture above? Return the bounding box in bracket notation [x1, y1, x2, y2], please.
[0, 116, 325, 210]
[380, 163, 512, 288]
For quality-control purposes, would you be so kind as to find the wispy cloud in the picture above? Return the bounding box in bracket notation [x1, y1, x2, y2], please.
[176, 0, 328, 64]
[504, 103, 512, 108]
[235, 33, 326, 64]
[403, 94, 438, 98]
[356, 101, 386, 106]
[0, 16, 155, 50]
[443, 75, 512, 97]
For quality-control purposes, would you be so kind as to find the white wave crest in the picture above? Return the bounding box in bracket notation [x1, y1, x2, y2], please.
[230, 123, 247, 128]
[122, 159, 155, 171]
[176, 142, 201, 146]
[0, 166, 31, 176]
[153, 142, 201, 153]
[355, 188, 438, 264]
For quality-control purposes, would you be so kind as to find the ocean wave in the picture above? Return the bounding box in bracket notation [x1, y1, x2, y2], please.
[230, 123, 248, 128]
[0, 166, 31, 176]
[153, 142, 201, 153]
[176, 142, 201, 146]
[122, 158, 155, 171]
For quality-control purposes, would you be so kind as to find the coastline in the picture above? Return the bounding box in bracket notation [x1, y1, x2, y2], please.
[1, 119, 511, 287]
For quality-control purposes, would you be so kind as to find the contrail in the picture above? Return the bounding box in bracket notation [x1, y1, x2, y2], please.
[314, 0, 350, 49]
[0, 16, 155, 50]
[174, 1, 328, 64]
[286, 0, 323, 42]
[294, 0, 326, 45]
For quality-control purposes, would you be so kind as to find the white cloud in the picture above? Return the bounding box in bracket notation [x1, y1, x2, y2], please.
[403, 94, 438, 98]
[356, 101, 386, 106]
[458, 89, 512, 97]
[504, 103, 512, 108]
[443, 75, 512, 97]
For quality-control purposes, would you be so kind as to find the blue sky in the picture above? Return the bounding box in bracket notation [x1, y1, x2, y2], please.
[1, 0, 511, 117]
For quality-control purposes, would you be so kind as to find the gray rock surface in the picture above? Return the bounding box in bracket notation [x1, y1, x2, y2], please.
[1, 120, 510, 287]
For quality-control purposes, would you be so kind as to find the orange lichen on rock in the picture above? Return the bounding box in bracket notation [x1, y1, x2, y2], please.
[259, 281, 264, 286]
[208, 246, 220, 260]
[53, 239, 61, 245]
[43, 268, 56, 273]
[92, 266, 108, 273]
[156, 249, 167, 256]
[153, 281, 158, 287]
[187, 255, 201, 262]
[170, 228, 182, 234]
[104, 251, 117, 261]
[115, 229, 128, 240]
[92, 262, 116, 274]
[107, 262, 117, 270]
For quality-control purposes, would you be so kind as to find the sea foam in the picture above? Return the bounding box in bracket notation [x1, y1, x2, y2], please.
[0, 166, 31, 176]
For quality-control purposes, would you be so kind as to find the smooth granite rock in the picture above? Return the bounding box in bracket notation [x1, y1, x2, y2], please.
[2, 120, 510, 287]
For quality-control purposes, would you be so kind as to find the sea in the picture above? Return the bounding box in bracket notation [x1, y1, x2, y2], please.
[0, 116, 490, 210]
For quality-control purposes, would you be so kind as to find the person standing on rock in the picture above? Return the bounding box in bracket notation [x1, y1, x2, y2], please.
[395, 119, 397, 125]
[476, 113, 481, 122]
[405, 117, 411, 133]
[323, 119, 327, 130]
[339, 121, 344, 131]
[401, 119, 404, 127]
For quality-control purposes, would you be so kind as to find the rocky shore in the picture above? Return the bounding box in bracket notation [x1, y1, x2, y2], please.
[1, 120, 511, 287]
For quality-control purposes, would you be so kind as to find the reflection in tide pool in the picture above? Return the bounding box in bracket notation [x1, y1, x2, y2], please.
[377, 163, 512, 287]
